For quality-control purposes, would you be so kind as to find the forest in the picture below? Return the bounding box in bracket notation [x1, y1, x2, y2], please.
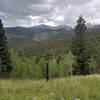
[0, 16, 100, 79]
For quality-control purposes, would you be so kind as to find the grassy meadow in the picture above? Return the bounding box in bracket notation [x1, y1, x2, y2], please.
[0, 75, 100, 100]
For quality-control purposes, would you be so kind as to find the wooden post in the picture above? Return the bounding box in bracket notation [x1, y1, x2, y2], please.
[46, 62, 49, 81]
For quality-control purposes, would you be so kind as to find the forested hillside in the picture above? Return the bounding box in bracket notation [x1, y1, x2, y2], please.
[7, 28, 100, 79]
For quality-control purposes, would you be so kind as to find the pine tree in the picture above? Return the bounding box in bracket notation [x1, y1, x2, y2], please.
[0, 19, 12, 78]
[71, 16, 90, 75]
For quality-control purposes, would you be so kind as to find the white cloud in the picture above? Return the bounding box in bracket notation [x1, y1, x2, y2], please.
[0, 0, 100, 27]
[55, 16, 64, 21]
[87, 18, 100, 25]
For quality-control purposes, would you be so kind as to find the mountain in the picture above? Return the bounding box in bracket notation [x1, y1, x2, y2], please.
[5, 25, 73, 47]
[4, 24, 100, 48]
[87, 23, 100, 32]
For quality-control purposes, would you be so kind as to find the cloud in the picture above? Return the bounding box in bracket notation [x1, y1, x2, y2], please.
[0, 0, 100, 27]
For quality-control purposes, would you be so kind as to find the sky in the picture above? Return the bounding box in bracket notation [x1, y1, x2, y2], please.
[0, 0, 100, 27]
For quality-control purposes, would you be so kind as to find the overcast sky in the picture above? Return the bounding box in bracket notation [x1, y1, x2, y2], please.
[0, 0, 100, 27]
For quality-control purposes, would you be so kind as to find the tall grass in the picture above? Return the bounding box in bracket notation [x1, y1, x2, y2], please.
[0, 75, 100, 100]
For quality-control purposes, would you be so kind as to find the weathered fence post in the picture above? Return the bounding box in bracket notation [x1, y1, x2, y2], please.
[46, 62, 49, 81]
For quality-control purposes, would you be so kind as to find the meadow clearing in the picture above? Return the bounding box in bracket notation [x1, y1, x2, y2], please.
[0, 75, 100, 100]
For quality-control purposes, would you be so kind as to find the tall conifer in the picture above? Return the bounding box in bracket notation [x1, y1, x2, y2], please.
[0, 19, 12, 78]
[71, 16, 90, 75]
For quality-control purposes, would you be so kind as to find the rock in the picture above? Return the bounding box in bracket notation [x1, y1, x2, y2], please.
[72, 97, 80, 100]
[32, 97, 37, 100]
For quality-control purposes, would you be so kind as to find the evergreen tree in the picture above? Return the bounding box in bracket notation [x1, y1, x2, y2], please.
[0, 19, 12, 78]
[71, 16, 90, 75]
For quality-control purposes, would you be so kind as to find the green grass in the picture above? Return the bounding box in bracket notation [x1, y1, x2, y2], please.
[0, 75, 100, 100]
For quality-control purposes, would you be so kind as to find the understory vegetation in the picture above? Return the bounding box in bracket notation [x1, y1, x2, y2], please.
[10, 50, 73, 79]
[9, 47, 99, 79]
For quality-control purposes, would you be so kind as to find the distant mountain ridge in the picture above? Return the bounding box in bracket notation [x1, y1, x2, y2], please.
[87, 23, 100, 32]
[4, 24, 100, 47]
[5, 25, 73, 47]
